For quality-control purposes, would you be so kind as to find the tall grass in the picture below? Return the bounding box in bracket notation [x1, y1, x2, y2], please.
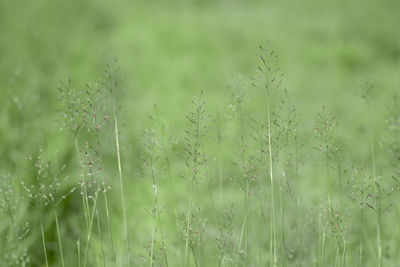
[103, 58, 132, 266]
[251, 43, 284, 267]
[182, 91, 210, 267]
[1, 44, 400, 267]
[142, 128, 169, 266]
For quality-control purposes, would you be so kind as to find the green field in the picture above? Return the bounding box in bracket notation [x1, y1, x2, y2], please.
[1, 0, 400, 266]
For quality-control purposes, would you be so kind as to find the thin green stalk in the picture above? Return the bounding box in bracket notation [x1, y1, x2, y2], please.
[294, 135, 305, 265]
[3, 189, 20, 252]
[242, 184, 248, 267]
[235, 185, 247, 267]
[216, 111, 223, 201]
[256, 124, 267, 266]
[84, 192, 99, 267]
[377, 185, 382, 267]
[237, 228, 248, 267]
[150, 212, 155, 267]
[335, 244, 340, 267]
[279, 187, 285, 267]
[77, 239, 81, 267]
[315, 216, 319, 267]
[104, 193, 117, 266]
[398, 209, 400, 264]
[342, 239, 347, 267]
[111, 83, 132, 266]
[208, 179, 216, 217]
[75, 134, 90, 230]
[163, 147, 180, 231]
[280, 109, 291, 267]
[235, 137, 251, 267]
[149, 151, 169, 267]
[234, 102, 250, 267]
[75, 134, 97, 266]
[266, 90, 277, 266]
[156, 194, 169, 267]
[259, 205, 264, 266]
[359, 195, 364, 267]
[198, 230, 202, 267]
[294, 134, 299, 181]
[40, 217, 49, 267]
[318, 214, 321, 267]
[367, 105, 381, 267]
[326, 144, 331, 198]
[367, 108, 377, 195]
[184, 179, 195, 267]
[321, 233, 326, 267]
[324, 138, 334, 267]
[96, 207, 106, 267]
[191, 245, 199, 267]
[54, 209, 65, 267]
[244, 197, 249, 267]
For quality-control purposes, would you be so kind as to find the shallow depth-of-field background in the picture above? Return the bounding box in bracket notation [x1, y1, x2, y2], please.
[1, 0, 400, 266]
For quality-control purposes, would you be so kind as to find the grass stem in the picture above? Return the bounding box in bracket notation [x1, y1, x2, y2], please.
[104, 193, 117, 266]
[111, 76, 132, 266]
[184, 179, 195, 267]
[54, 209, 65, 267]
[40, 219, 49, 267]
[267, 90, 277, 266]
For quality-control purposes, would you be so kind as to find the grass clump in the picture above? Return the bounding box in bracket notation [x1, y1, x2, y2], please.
[2, 43, 400, 267]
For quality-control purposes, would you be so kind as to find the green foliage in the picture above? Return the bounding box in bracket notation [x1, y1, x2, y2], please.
[1, 1, 400, 266]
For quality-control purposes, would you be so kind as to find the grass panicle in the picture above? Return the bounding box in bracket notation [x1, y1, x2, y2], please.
[182, 91, 210, 267]
[251, 42, 284, 267]
[103, 57, 132, 266]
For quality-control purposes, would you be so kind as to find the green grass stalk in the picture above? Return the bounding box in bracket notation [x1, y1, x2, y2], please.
[150, 213, 155, 267]
[110, 74, 132, 266]
[104, 193, 117, 266]
[279, 187, 285, 267]
[40, 216, 49, 267]
[183, 93, 207, 267]
[54, 209, 65, 267]
[184, 179, 195, 267]
[77, 239, 81, 267]
[342, 238, 347, 267]
[216, 111, 223, 201]
[74, 134, 92, 235]
[359, 193, 364, 267]
[148, 144, 169, 267]
[367, 109, 382, 267]
[96, 207, 106, 267]
[266, 89, 277, 266]
[235, 148, 248, 267]
[321, 232, 326, 267]
[2, 188, 20, 252]
[83, 192, 99, 267]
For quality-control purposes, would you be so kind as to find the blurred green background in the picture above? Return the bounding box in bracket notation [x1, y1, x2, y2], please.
[1, 0, 400, 266]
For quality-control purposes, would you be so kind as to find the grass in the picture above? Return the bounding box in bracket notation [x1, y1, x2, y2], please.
[1, 1, 400, 266]
[182, 91, 209, 267]
[104, 57, 133, 266]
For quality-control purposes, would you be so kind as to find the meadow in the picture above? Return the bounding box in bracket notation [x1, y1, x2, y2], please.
[1, 0, 400, 266]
